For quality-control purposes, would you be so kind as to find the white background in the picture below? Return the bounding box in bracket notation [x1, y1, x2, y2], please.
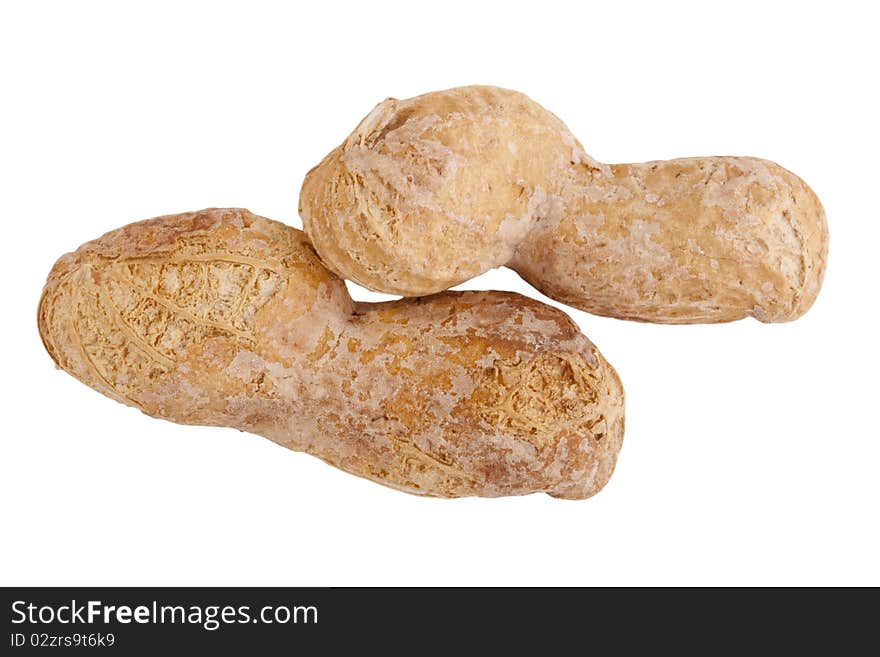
[1, 1, 877, 586]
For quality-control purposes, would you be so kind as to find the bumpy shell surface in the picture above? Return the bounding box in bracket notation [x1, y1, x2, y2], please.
[300, 85, 828, 323]
[39, 209, 624, 499]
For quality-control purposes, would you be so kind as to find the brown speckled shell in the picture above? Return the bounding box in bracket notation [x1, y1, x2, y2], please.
[38, 209, 624, 499]
[300, 85, 828, 323]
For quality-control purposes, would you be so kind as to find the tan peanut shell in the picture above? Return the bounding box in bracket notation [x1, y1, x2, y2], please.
[38, 209, 624, 499]
[300, 85, 828, 323]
